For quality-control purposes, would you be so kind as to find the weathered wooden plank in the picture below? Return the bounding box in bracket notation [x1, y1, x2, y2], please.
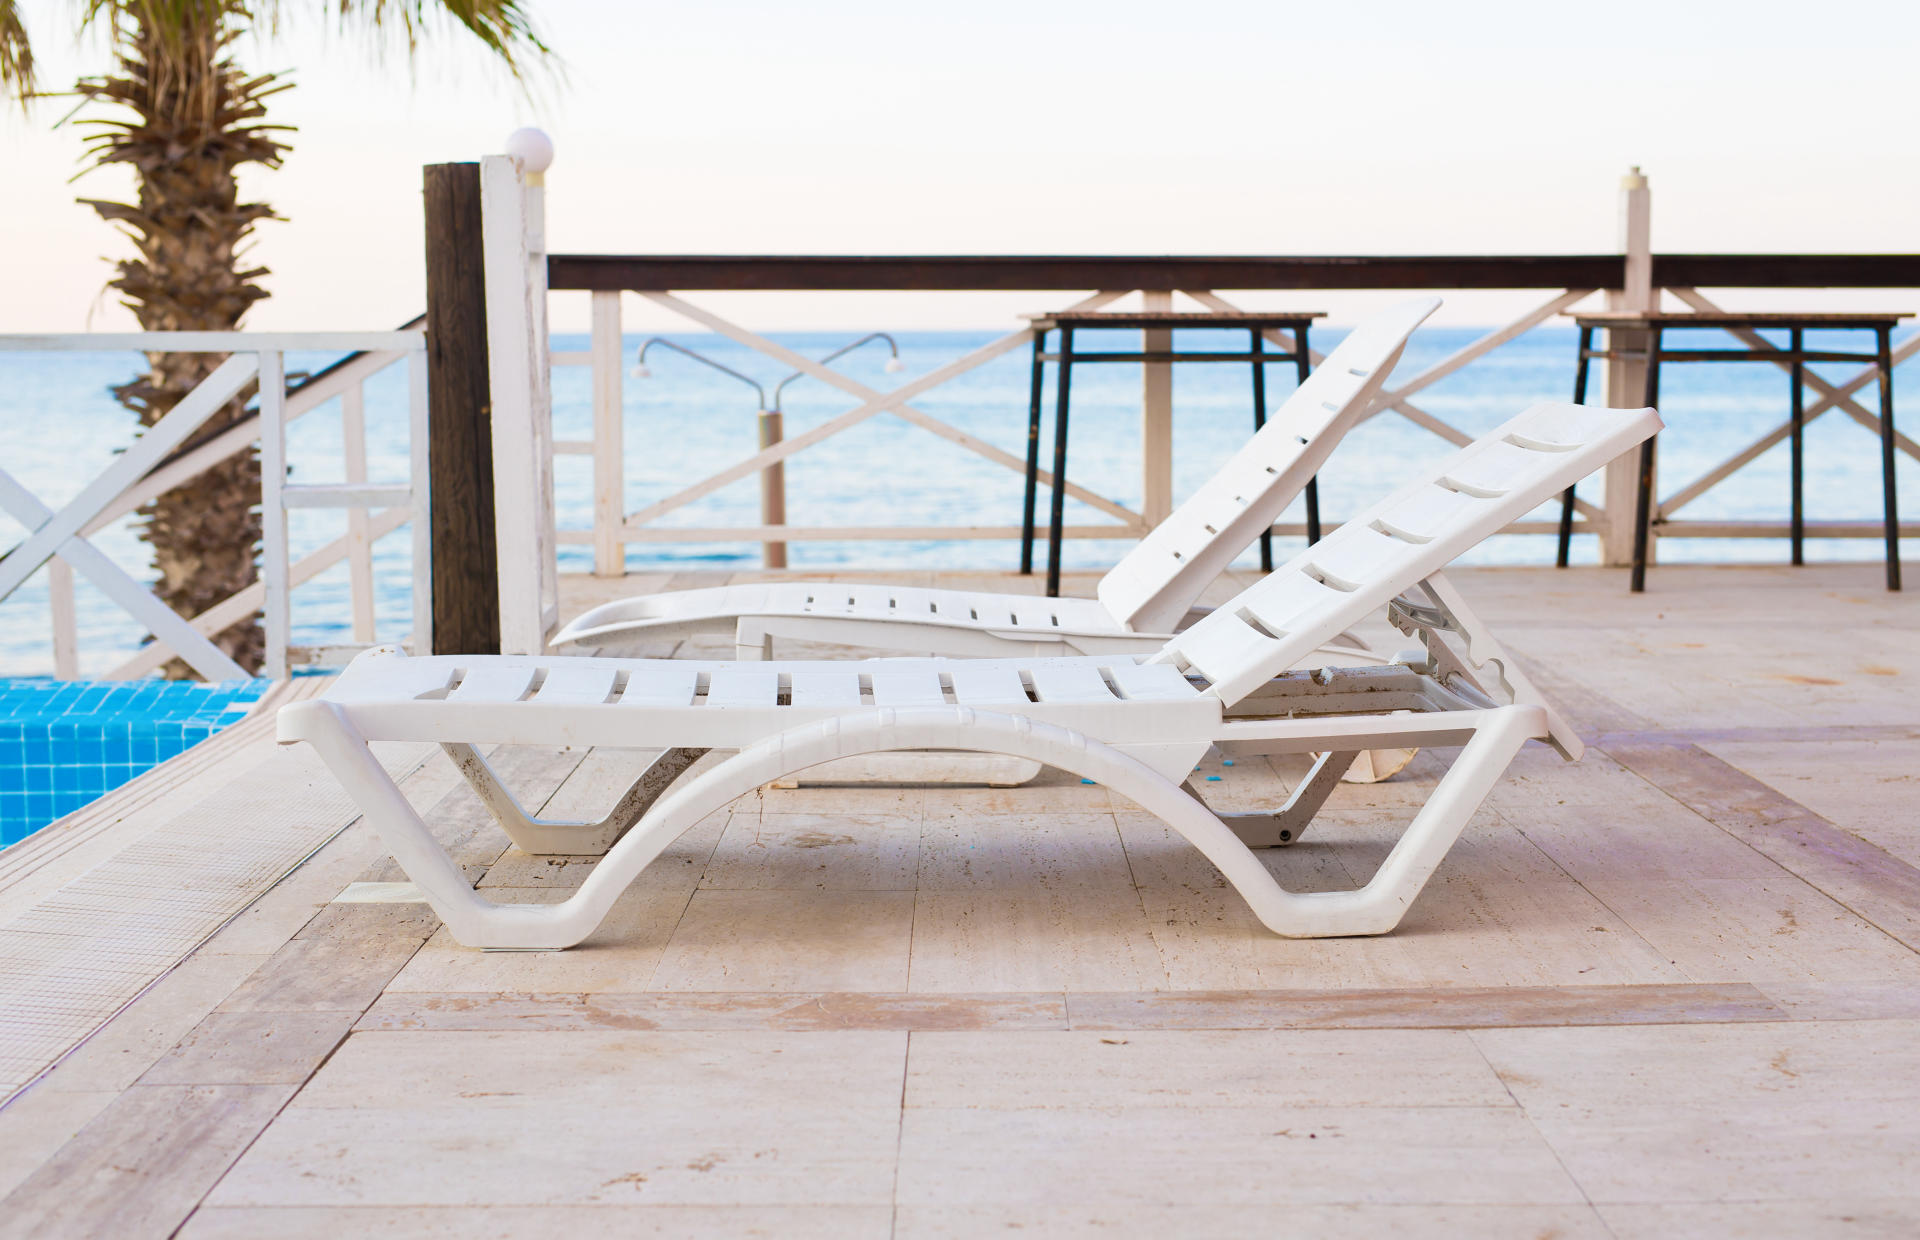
[349, 984, 1782, 1034]
[357, 991, 1072, 1033]
[139, 1011, 357, 1087]
[0, 1083, 298, 1240]
[1602, 738, 1920, 951]
[178, 1205, 894, 1238]
[215, 903, 440, 1015]
[1064, 984, 1787, 1031]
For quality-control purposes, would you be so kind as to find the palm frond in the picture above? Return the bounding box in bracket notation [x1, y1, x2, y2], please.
[1, 0, 35, 99]
[331, 0, 552, 80]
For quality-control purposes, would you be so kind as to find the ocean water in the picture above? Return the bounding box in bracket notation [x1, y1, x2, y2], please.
[2, 324, 1914, 677]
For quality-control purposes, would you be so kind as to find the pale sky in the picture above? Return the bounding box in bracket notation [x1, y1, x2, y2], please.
[2, 0, 1916, 332]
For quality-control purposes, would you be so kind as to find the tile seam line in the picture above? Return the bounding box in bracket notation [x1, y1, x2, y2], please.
[1464, 1026, 1620, 1238]
[889, 1032, 910, 1239]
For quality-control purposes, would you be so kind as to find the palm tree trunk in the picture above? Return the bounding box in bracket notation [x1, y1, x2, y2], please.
[77, 7, 288, 675]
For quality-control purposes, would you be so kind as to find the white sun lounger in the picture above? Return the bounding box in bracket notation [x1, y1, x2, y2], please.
[281, 400, 1660, 949]
[553, 298, 1441, 661]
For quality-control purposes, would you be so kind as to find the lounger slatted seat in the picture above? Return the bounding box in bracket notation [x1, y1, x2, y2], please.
[552, 298, 1440, 661]
[282, 400, 1660, 949]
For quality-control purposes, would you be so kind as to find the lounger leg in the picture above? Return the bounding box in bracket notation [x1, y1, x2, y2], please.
[566, 706, 1543, 947]
[735, 620, 773, 661]
[286, 704, 541, 945]
[1188, 749, 1357, 847]
[293, 704, 1541, 949]
[442, 741, 710, 856]
[1331, 709, 1535, 925]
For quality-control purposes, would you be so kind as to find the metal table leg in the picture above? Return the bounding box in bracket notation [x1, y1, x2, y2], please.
[1250, 328, 1272, 571]
[1046, 326, 1074, 598]
[1296, 325, 1320, 545]
[1019, 328, 1046, 575]
[1879, 324, 1902, 591]
[1630, 328, 1663, 593]
[1558, 324, 1594, 567]
[1789, 327, 1805, 566]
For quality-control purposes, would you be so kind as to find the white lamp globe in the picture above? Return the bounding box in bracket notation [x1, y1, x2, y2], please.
[506, 128, 555, 174]
[884, 356, 906, 374]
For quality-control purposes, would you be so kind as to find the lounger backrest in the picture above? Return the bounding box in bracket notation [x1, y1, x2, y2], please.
[1152, 401, 1663, 706]
[1095, 297, 1441, 633]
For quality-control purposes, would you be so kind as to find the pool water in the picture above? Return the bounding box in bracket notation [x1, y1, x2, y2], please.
[0, 679, 272, 846]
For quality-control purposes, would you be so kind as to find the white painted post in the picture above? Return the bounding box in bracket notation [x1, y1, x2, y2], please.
[341, 380, 376, 642]
[481, 139, 559, 655]
[525, 158, 560, 636]
[590, 289, 626, 577]
[758, 409, 788, 569]
[406, 343, 433, 655]
[1599, 166, 1653, 566]
[1620, 167, 1652, 311]
[1141, 289, 1174, 526]
[48, 558, 77, 678]
[258, 349, 290, 679]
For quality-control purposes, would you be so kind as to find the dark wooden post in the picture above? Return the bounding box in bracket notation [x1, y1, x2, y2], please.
[422, 162, 501, 654]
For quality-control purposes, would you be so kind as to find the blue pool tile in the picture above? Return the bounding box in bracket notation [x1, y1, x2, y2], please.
[0, 678, 271, 847]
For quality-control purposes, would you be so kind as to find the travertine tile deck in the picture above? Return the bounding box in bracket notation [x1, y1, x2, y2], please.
[1, 563, 1916, 1239]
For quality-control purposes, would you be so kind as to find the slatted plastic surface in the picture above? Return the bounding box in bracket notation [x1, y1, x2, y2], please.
[533, 664, 619, 705]
[317, 653, 1214, 722]
[447, 666, 536, 704]
[618, 664, 699, 707]
[1109, 661, 1199, 702]
[872, 668, 946, 706]
[554, 577, 1126, 649]
[1030, 664, 1115, 703]
[1095, 297, 1440, 634]
[707, 668, 778, 707]
[326, 653, 459, 703]
[780, 583, 1091, 634]
[1156, 402, 1662, 706]
[948, 663, 1031, 705]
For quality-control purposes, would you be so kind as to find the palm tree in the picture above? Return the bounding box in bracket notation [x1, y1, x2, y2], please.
[1, 1, 547, 673]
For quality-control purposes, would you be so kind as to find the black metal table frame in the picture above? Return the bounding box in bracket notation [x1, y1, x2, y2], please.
[1020, 318, 1320, 597]
[1555, 322, 1902, 592]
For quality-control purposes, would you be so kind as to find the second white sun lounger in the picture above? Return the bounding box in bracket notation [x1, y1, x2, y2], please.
[282, 400, 1660, 949]
[553, 298, 1440, 660]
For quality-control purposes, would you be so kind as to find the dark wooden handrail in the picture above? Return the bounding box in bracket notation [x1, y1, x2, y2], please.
[548, 253, 1920, 293]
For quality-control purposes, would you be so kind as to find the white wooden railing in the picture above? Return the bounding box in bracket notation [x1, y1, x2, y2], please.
[547, 285, 1918, 576]
[525, 169, 1916, 588]
[549, 285, 1608, 565]
[0, 331, 429, 680]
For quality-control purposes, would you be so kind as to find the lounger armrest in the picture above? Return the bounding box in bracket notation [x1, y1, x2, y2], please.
[277, 699, 343, 746]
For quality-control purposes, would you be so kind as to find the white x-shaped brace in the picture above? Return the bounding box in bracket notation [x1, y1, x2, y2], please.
[625, 290, 1145, 533]
[0, 353, 259, 682]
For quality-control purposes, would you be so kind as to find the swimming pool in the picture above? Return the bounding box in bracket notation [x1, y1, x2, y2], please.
[0, 679, 272, 846]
